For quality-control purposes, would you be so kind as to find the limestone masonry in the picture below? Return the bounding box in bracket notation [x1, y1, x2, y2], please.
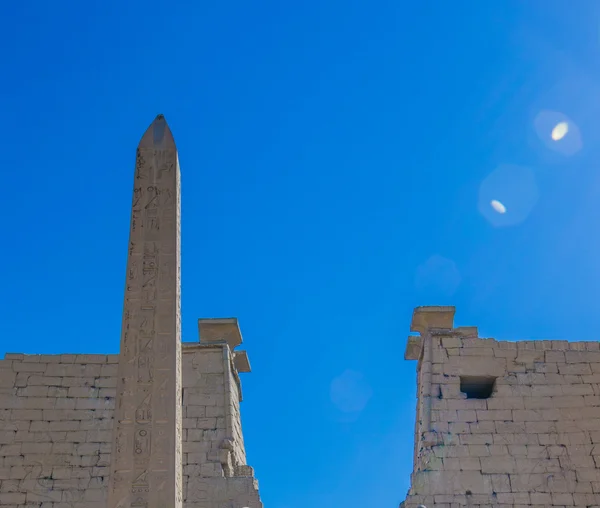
[4, 116, 599, 508]
[401, 306, 600, 508]
[0, 116, 262, 508]
[107, 112, 183, 508]
[0, 336, 261, 507]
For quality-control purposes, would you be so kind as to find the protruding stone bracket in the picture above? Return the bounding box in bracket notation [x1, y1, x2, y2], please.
[405, 306, 455, 360]
[198, 318, 243, 350]
[410, 306, 455, 335]
[405, 336, 422, 360]
[233, 351, 251, 373]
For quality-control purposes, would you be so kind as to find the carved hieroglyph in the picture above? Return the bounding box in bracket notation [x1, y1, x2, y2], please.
[108, 115, 182, 508]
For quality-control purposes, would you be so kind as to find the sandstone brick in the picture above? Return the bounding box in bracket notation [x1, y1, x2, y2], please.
[514, 350, 544, 364]
[533, 361, 557, 373]
[26, 375, 62, 387]
[469, 421, 495, 433]
[75, 398, 110, 410]
[0, 369, 17, 388]
[184, 392, 222, 407]
[10, 409, 41, 420]
[81, 420, 112, 434]
[74, 354, 107, 364]
[446, 398, 485, 410]
[36, 354, 63, 363]
[61, 375, 97, 387]
[22, 397, 56, 409]
[15, 386, 48, 397]
[530, 492, 552, 504]
[577, 469, 600, 482]
[454, 409, 475, 422]
[459, 433, 492, 445]
[21, 442, 51, 454]
[187, 405, 207, 418]
[68, 386, 99, 398]
[42, 409, 94, 421]
[562, 383, 593, 395]
[517, 340, 537, 350]
[460, 347, 494, 356]
[46, 364, 102, 378]
[98, 388, 116, 398]
[566, 351, 600, 363]
[573, 492, 597, 504]
[86, 429, 111, 442]
[11, 362, 47, 373]
[0, 492, 26, 503]
[94, 376, 117, 388]
[441, 337, 461, 348]
[49, 421, 81, 432]
[3, 354, 24, 360]
[476, 409, 511, 421]
[487, 397, 524, 410]
[494, 432, 539, 445]
[493, 348, 518, 359]
[559, 363, 592, 375]
[187, 429, 203, 441]
[481, 456, 516, 473]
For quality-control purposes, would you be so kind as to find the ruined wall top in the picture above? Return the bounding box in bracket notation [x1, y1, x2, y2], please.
[401, 306, 600, 508]
[405, 306, 600, 362]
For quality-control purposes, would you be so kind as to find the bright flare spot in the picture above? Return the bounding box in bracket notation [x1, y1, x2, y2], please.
[551, 122, 569, 141]
[490, 200, 506, 214]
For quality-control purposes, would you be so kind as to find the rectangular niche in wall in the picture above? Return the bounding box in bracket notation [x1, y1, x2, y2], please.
[459, 375, 496, 399]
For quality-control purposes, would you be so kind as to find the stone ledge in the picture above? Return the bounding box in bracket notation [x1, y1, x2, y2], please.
[410, 306, 456, 335]
[198, 318, 243, 350]
[405, 307, 456, 360]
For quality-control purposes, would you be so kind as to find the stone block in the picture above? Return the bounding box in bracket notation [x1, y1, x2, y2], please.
[12, 362, 47, 372]
[476, 409, 512, 421]
[559, 363, 592, 375]
[566, 351, 600, 363]
[26, 375, 61, 387]
[95, 376, 117, 388]
[446, 356, 506, 377]
[487, 396, 525, 410]
[411, 470, 493, 495]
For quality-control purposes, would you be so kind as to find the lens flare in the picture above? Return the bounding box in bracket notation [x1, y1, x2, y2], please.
[330, 370, 372, 414]
[490, 200, 506, 214]
[478, 164, 538, 228]
[551, 122, 569, 141]
[415, 255, 461, 297]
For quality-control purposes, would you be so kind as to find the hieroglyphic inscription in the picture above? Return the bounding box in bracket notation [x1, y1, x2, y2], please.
[108, 116, 182, 508]
[174, 153, 183, 506]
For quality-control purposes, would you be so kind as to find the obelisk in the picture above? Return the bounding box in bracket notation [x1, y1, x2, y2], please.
[108, 115, 183, 508]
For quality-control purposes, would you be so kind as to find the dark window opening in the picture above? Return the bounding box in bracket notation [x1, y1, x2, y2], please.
[460, 376, 496, 399]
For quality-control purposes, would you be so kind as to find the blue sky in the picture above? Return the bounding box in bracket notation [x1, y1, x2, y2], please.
[3, 1, 600, 506]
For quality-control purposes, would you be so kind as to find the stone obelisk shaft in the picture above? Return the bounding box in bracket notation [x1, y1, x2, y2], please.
[108, 116, 183, 508]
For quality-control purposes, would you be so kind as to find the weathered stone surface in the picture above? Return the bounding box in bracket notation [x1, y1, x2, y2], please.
[0, 116, 262, 508]
[106, 115, 183, 508]
[0, 348, 262, 507]
[402, 305, 600, 507]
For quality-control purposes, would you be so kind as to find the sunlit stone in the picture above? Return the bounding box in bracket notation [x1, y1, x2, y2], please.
[551, 122, 569, 141]
[490, 200, 506, 214]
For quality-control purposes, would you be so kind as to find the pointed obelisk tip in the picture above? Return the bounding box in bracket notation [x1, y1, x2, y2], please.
[138, 114, 176, 149]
